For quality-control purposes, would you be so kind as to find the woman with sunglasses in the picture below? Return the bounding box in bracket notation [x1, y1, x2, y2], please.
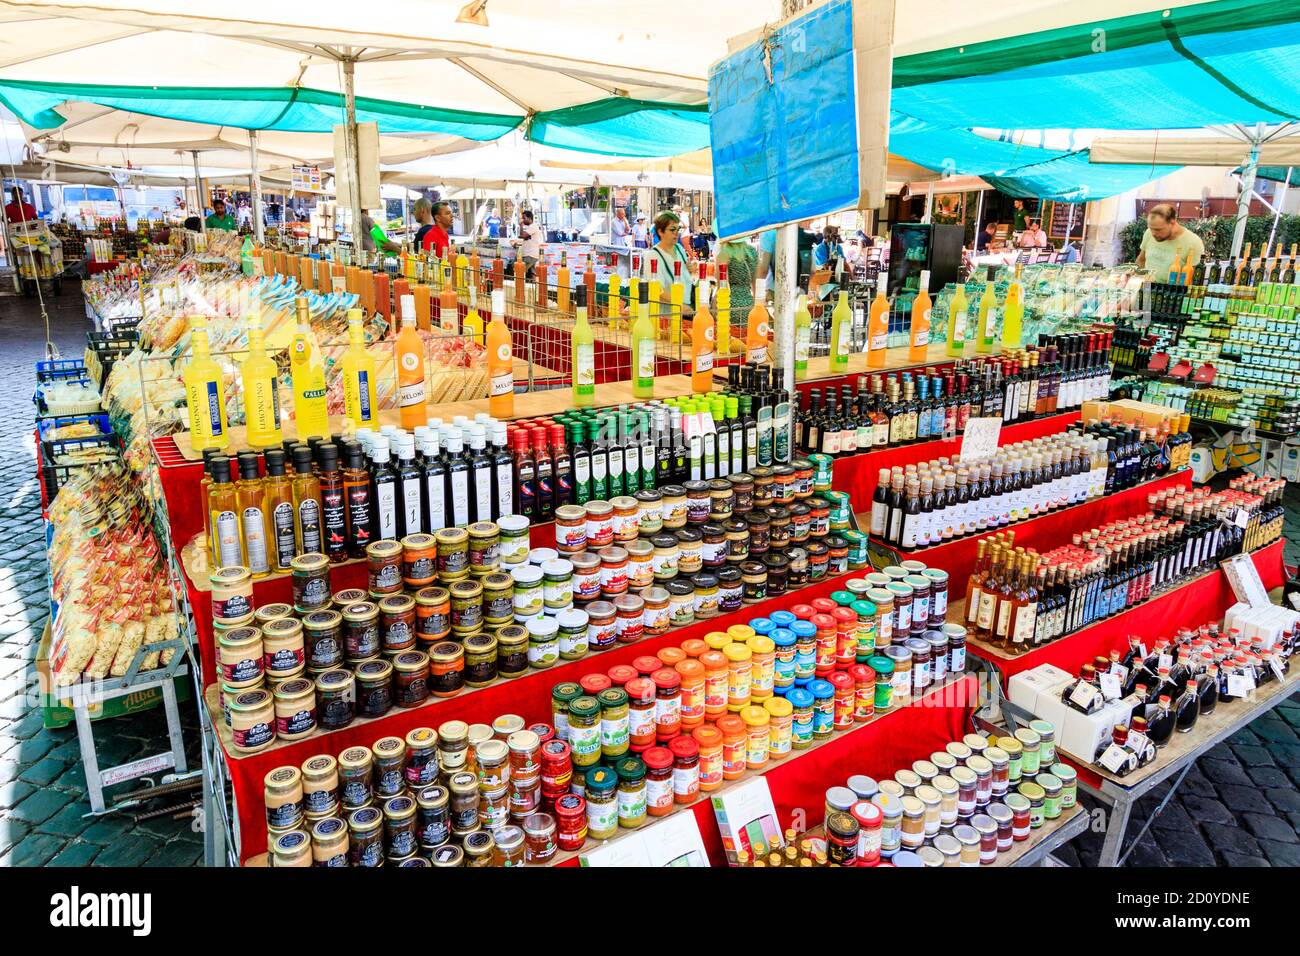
[639, 210, 696, 319]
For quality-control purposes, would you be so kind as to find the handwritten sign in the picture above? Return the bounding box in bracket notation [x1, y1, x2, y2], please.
[960, 417, 1002, 463]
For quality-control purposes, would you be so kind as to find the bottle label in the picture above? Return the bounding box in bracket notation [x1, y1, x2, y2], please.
[870, 331, 887, 351]
[976, 589, 997, 631]
[425, 475, 446, 532]
[490, 369, 513, 398]
[901, 513, 918, 549]
[795, 327, 810, 362]
[748, 345, 768, 364]
[774, 405, 791, 462]
[356, 371, 373, 422]
[575, 343, 595, 397]
[321, 487, 347, 555]
[298, 498, 322, 552]
[870, 501, 887, 536]
[398, 379, 426, 408]
[238, 506, 269, 573]
[952, 310, 968, 341]
[695, 347, 715, 375]
[204, 381, 224, 437]
[272, 501, 296, 566]
[450, 471, 469, 526]
[985, 307, 1000, 341]
[496, 466, 514, 517]
[474, 465, 493, 521]
[402, 477, 423, 531]
[375, 485, 397, 539]
[637, 340, 656, 383]
[837, 320, 852, 357]
[1012, 601, 1036, 644]
[995, 598, 1013, 637]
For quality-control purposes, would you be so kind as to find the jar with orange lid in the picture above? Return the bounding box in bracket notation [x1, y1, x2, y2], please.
[741, 705, 771, 771]
[764, 696, 793, 759]
[828, 671, 855, 730]
[699, 650, 729, 719]
[651, 669, 682, 742]
[746, 636, 775, 701]
[642, 747, 675, 816]
[716, 714, 748, 780]
[849, 663, 876, 722]
[668, 736, 700, 803]
[674, 659, 706, 729]
[692, 725, 724, 791]
[724, 642, 752, 713]
[401, 533, 438, 589]
[426, 643, 463, 699]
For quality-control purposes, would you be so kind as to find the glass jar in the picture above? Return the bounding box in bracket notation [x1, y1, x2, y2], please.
[612, 495, 641, 542]
[523, 812, 557, 863]
[660, 485, 688, 530]
[569, 551, 602, 603]
[599, 545, 630, 598]
[466, 522, 501, 577]
[676, 528, 703, 575]
[614, 756, 648, 828]
[1006, 791, 1032, 841]
[371, 736, 406, 800]
[626, 539, 655, 591]
[1038, 773, 1064, 820]
[763, 695, 793, 759]
[511, 564, 544, 619]
[446, 771, 480, 837]
[378, 594, 418, 654]
[741, 705, 770, 771]
[524, 615, 559, 669]
[314, 670, 356, 731]
[972, 813, 998, 864]
[725, 518, 750, 565]
[463, 632, 498, 687]
[555, 504, 588, 554]
[262, 618, 305, 682]
[433, 528, 470, 582]
[481, 572, 514, 626]
[933, 774, 959, 828]
[729, 474, 754, 513]
[767, 507, 791, 550]
[584, 767, 619, 840]
[989, 802, 1014, 853]
[683, 480, 710, 525]
[740, 561, 767, 604]
[635, 489, 664, 536]
[403, 728, 440, 788]
[273, 678, 317, 741]
[707, 479, 734, 522]
[346, 807, 385, 867]
[805, 540, 830, 581]
[751, 467, 775, 506]
[584, 500, 615, 549]
[438, 721, 470, 775]
[613, 593, 645, 645]
[1030, 719, 1057, 767]
[746, 510, 771, 556]
[873, 793, 904, 860]
[426, 643, 463, 699]
[415, 784, 451, 851]
[498, 514, 531, 567]
[412, 588, 449, 647]
[448, 580, 482, 637]
[885, 644, 912, 706]
[789, 503, 811, 543]
[669, 736, 701, 803]
[700, 523, 728, 569]
[598, 688, 631, 760]
[952, 765, 978, 820]
[666, 580, 695, 629]
[495, 625, 530, 678]
[1015, 728, 1042, 777]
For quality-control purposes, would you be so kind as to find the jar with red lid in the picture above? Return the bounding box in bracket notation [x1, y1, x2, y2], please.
[643, 747, 675, 816]
[580, 673, 612, 697]
[700, 650, 729, 719]
[605, 664, 636, 687]
[668, 736, 700, 803]
[832, 607, 858, 669]
[853, 800, 884, 866]
[828, 671, 855, 730]
[625, 677, 657, 752]
[674, 659, 706, 730]
[792, 603, 815, 621]
[812, 613, 838, 677]
[540, 740, 573, 797]
[652, 669, 682, 742]
[716, 714, 747, 780]
[811, 597, 836, 615]
[528, 723, 555, 747]
[554, 793, 587, 851]
[692, 725, 724, 792]
[849, 664, 876, 721]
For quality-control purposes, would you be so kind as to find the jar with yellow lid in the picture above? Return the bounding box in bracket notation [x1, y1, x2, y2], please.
[763, 695, 793, 759]
[747, 635, 776, 701]
[346, 806, 384, 867]
[741, 705, 771, 770]
[264, 766, 303, 831]
[310, 817, 350, 867]
[724, 643, 753, 713]
[999, 736, 1024, 783]
[435, 527, 470, 581]
[467, 521, 501, 576]
[371, 736, 406, 800]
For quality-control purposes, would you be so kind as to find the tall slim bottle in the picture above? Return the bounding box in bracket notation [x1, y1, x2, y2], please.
[462, 281, 484, 345]
[263, 448, 297, 571]
[183, 315, 228, 451]
[794, 294, 812, 380]
[867, 275, 889, 367]
[487, 285, 515, 418]
[830, 290, 852, 372]
[241, 323, 282, 449]
[716, 262, 732, 362]
[632, 284, 656, 399]
[946, 283, 969, 358]
[290, 445, 323, 554]
[341, 308, 378, 429]
[234, 452, 270, 577]
[397, 294, 428, 430]
[1002, 265, 1024, 349]
[290, 296, 330, 441]
[908, 270, 932, 362]
[976, 276, 998, 354]
[317, 442, 349, 562]
[746, 278, 771, 365]
[573, 284, 596, 407]
[207, 456, 242, 570]
[691, 290, 716, 394]
[669, 260, 685, 344]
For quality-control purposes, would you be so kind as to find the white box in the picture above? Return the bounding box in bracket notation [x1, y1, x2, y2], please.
[1034, 689, 1072, 741]
[1008, 664, 1075, 714]
[1060, 700, 1130, 764]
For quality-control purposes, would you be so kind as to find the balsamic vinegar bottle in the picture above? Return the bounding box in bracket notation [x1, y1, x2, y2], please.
[317, 442, 350, 563]
[444, 428, 472, 529]
[340, 442, 373, 556]
[468, 425, 494, 523]
[393, 433, 424, 539]
[491, 423, 515, 519]
[417, 429, 447, 533]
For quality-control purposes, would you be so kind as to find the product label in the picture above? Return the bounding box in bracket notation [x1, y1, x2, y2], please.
[357, 370, 373, 422]
[569, 723, 601, 759]
[976, 589, 997, 631]
[490, 369, 513, 398]
[240, 506, 269, 572]
[425, 475, 446, 532]
[272, 501, 296, 566]
[646, 775, 673, 809]
[376, 484, 397, 539]
[449, 471, 469, 527]
[398, 379, 426, 408]
[214, 510, 241, 567]
[473, 466, 492, 522]
[617, 785, 648, 821]
[601, 713, 630, 750]
[1011, 601, 1035, 645]
[637, 340, 656, 383]
[204, 381, 224, 436]
[575, 343, 595, 397]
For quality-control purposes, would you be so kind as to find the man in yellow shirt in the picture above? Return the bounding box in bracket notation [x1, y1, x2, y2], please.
[1136, 204, 1204, 279]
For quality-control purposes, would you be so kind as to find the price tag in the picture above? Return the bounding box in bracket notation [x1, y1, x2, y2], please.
[1269, 656, 1286, 683]
[1098, 744, 1131, 773]
[1158, 654, 1173, 672]
[1234, 508, 1250, 529]
[1099, 672, 1123, 701]
[1227, 674, 1255, 698]
[959, 417, 1002, 463]
[1220, 553, 1272, 608]
[1069, 681, 1102, 711]
[1110, 662, 1129, 684]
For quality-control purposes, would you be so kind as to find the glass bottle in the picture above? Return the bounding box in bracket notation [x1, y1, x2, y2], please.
[233, 452, 270, 576]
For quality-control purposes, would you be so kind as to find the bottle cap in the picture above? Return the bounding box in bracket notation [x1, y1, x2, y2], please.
[292, 445, 315, 473]
[237, 452, 260, 481]
[400, 294, 416, 325]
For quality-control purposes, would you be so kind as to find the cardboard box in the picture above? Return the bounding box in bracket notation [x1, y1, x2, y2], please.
[1108, 399, 1182, 430]
[1008, 663, 1075, 715]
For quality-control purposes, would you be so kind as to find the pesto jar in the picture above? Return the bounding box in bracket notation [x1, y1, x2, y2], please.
[541, 559, 574, 610]
[1052, 763, 1077, 809]
[567, 696, 603, 768]
[1029, 719, 1057, 767]
[597, 688, 631, 760]
[481, 572, 514, 625]
[1038, 773, 1064, 820]
[556, 608, 590, 660]
[526, 615, 561, 669]
[511, 564, 544, 619]
[615, 756, 648, 829]
[498, 514, 531, 567]
[1014, 728, 1042, 777]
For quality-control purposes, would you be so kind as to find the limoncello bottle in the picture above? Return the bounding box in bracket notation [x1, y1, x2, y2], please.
[183, 315, 228, 451]
[946, 283, 969, 358]
[573, 284, 596, 407]
[241, 321, 282, 449]
[830, 290, 852, 371]
[341, 308, 378, 429]
[290, 295, 330, 440]
[632, 284, 656, 399]
[794, 294, 812, 380]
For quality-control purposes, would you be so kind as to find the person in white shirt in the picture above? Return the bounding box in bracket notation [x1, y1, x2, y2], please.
[632, 213, 649, 248]
[610, 207, 630, 248]
[639, 210, 695, 319]
[514, 209, 542, 277]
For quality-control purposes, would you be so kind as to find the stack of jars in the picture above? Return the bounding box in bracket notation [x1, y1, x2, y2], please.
[263, 714, 569, 868]
[218, 514, 534, 754]
[782, 720, 1077, 868]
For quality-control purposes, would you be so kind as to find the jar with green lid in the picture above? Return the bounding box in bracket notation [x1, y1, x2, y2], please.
[868, 654, 895, 711]
[1014, 727, 1042, 777]
[1017, 781, 1045, 828]
[1051, 763, 1077, 809]
[1037, 773, 1063, 820]
[526, 616, 560, 669]
[551, 682, 583, 741]
[511, 564, 544, 619]
[584, 767, 620, 841]
[999, 736, 1024, 783]
[463, 632, 498, 687]
[1029, 719, 1056, 766]
[808, 453, 833, 492]
[496, 625, 530, 679]
[556, 608, 589, 660]
[825, 490, 852, 531]
[844, 530, 869, 570]
[567, 696, 602, 767]
[614, 756, 648, 829]
[850, 601, 878, 661]
[597, 688, 630, 760]
[498, 514, 531, 566]
[480, 572, 514, 625]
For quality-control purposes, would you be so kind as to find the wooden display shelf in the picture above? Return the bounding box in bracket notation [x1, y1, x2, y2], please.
[1059, 668, 1297, 789]
[798, 342, 954, 383]
[544, 672, 971, 867]
[990, 802, 1086, 866]
[180, 547, 366, 594]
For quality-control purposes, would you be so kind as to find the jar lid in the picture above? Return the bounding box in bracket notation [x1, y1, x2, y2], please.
[218, 625, 261, 650]
[762, 553, 789, 570]
[511, 564, 543, 585]
[675, 527, 702, 543]
[526, 616, 559, 639]
[497, 624, 529, 647]
[650, 533, 679, 549]
[1037, 773, 1063, 793]
[378, 593, 417, 613]
[555, 504, 586, 522]
[264, 764, 301, 790]
[871, 792, 902, 818]
[826, 810, 859, 839]
[584, 499, 614, 516]
[691, 724, 723, 749]
[651, 668, 681, 691]
[668, 735, 700, 758]
[210, 565, 251, 588]
[950, 765, 977, 785]
[348, 805, 384, 832]
[724, 519, 748, 533]
[865, 587, 894, 604]
[614, 755, 646, 782]
[373, 735, 405, 759]
[611, 495, 639, 510]
[315, 668, 356, 691]
[262, 617, 302, 640]
[683, 480, 709, 493]
[1028, 719, 1056, 741]
[585, 767, 618, 792]
[437, 720, 468, 744]
[847, 775, 879, 799]
[740, 560, 766, 576]
[987, 802, 1013, 824]
[540, 558, 573, 579]
[599, 545, 629, 563]
[614, 594, 645, 613]
[567, 695, 601, 720]
[666, 580, 694, 597]
[401, 532, 437, 551]
[570, 551, 601, 571]
[1052, 763, 1077, 783]
[931, 774, 957, 794]
[273, 677, 314, 701]
[497, 514, 530, 534]
[1014, 727, 1042, 748]
[740, 704, 770, 727]
[447, 771, 478, 795]
[507, 729, 540, 753]
[404, 727, 437, 751]
[338, 746, 372, 771]
[596, 688, 629, 709]
[634, 489, 662, 503]
[714, 714, 746, 736]
[728, 473, 754, 486]
[433, 528, 467, 546]
[852, 800, 883, 828]
[660, 484, 686, 497]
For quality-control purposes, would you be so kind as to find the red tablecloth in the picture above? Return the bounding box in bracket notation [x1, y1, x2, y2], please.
[972, 539, 1287, 684]
[218, 557, 891, 862]
[557, 673, 977, 866]
[830, 410, 1080, 514]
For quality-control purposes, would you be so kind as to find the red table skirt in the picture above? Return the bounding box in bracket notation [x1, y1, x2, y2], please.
[867, 469, 1192, 603]
[557, 674, 977, 866]
[219, 558, 893, 862]
[973, 539, 1288, 685]
[830, 411, 1081, 514]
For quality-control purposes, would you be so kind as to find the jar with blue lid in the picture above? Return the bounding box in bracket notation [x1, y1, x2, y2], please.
[792, 620, 817, 684]
[771, 627, 797, 692]
[788, 687, 815, 749]
[749, 617, 775, 638]
[809, 679, 835, 739]
[769, 610, 797, 629]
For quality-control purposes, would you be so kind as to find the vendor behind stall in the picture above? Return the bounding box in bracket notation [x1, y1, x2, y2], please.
[639, 210, 695, 318]
[1136, 203, 1203, 280]
[205, 198, 236, 231]
[361, 211, 401, 254]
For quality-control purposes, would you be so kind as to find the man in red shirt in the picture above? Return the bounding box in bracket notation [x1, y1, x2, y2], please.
[421, 200, 453, 258]
[5, 187, 38, 225]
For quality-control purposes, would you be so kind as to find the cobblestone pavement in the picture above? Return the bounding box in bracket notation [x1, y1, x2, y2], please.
[0, 287, 1298, 867]
[0, 288, 203, 867]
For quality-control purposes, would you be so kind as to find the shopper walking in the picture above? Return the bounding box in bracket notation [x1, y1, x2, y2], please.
[514, 209, 542, 278]
[611, 207, 630, 248]
[632, 213, 649, 248]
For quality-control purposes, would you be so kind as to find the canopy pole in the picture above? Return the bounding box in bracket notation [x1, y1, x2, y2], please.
[1267, 166, 1292, 255]
[191, 151, 206, 234]
[774, 224, 798, 396]
[248, 130, 265, 245]
[973, 189, 984, 233]
[1065, 203, 1076, 255]
[342, 56, 364, 262]
[922, 182, 934, 224]
[1231, 125, 1264, 259]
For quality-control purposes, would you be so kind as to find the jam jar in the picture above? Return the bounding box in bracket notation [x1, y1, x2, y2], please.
[314, 669, 356, 730]
[741, 561, 768, 604]
[354, 658, 393, 718]
[427, 643, 464, 698]
[343, 601, 382, 662]
[392, 651, 432, 707]
[717, 567, 744, 613]
[746, 510, 771, 556]
[728, 474, 754, 514]
[413, 587, 451, 646]
[701, 523, 728, 570]
[708, 479, 735, 521]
